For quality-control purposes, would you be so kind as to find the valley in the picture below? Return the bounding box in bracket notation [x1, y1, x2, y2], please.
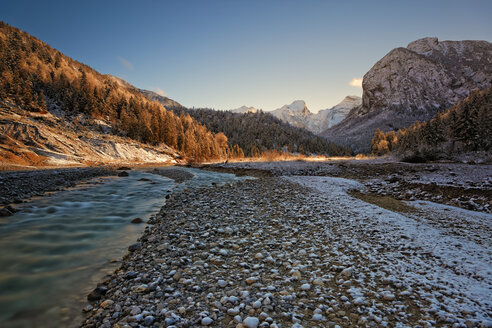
[0, 3, 491, 328]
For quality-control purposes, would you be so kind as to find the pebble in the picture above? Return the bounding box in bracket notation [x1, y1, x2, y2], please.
[144, 315, 154, 325]
[201, 317, 213, 325]
[243, 316, 260, 328]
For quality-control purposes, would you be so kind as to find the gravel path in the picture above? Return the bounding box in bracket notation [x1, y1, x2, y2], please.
[81, 176, 491, 328]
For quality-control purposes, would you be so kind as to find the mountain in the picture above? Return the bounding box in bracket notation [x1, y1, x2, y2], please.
[230, 106, 259, 114]
[270, 97, 361, 134]
[322, 37, 492, 153]
[0, 22, 229, 166]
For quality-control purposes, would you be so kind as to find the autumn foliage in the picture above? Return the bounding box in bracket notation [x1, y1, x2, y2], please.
[0, 21, 229, 162]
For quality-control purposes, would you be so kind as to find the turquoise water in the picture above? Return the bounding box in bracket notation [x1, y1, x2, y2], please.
[0, 167, 241, 328]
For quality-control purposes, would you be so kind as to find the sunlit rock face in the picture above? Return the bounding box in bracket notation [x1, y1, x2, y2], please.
[362, 37, 492, 111]
[322, 37, 492, 152]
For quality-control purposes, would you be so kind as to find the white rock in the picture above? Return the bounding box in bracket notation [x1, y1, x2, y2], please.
[243, 316, 260, 328]
[300, 283, 311, 291]
[201, 317, 213, 325]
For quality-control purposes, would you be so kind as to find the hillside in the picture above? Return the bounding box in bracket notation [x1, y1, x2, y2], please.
[322, 37, 492, 153]
[0, 22, 229, 166]
[371, 86, 492, 161]
[162, 106, 353, 157]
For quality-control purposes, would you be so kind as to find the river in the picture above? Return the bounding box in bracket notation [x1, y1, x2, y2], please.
[0, 167, 244, 328]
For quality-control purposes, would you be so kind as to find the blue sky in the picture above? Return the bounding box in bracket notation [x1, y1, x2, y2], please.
[2, 0, 491, 112]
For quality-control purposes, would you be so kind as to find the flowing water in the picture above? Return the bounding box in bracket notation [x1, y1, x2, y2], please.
[0, 167, 243, 328]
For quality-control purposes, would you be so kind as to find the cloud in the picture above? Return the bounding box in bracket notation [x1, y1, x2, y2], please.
[349, 77, 363, 88]
[117, 56, 134, 70]
[154, 88, 167, 97]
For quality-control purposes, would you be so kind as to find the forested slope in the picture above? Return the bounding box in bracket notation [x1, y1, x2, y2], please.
[371, 87, 492, 161]
[0, 21, 229, 163]
[166, 107, 353, 157]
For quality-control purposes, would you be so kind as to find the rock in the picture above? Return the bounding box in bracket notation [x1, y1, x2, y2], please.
[117, 171, 129, 177]
[134, 284, 148, 293]
[131, 217, 143, 224]
[138, 178, 151, 181]
[245, 277, 258, 285]
[218, 279, 227, 288]
[382, 293, 395, 301]
[82, 304, 93, 312]
[300, 283, 311, 291]
[340, 267, 353, 279]
[117, 166, 131, 170]
[125, 271, 138, 279]
[128, 242, 142, 252]
[291, 270, 302, 279]
[100, 299, 114, 308]
[201, 317, 213, 326]
[0, 207, 13, 217]
[87, 286, 107, 301]
[243, 317, 259, 328]
[144, 315, 154, 326]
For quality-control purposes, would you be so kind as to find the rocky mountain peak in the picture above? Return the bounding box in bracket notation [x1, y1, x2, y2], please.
[407, 37, 439, 54]
[288, 100, 310, 115]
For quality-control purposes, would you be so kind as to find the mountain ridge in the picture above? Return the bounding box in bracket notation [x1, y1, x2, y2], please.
[322, 37, 492, 152]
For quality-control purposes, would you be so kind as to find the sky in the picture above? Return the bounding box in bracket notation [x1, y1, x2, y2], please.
[2, 0, 491, 112]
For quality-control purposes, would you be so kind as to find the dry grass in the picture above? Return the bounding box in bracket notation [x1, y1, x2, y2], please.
[349, 190, 418, 214]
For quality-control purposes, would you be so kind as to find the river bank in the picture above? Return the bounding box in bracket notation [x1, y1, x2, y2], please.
[81, 171, 491, 327]
[0, 167, 116, 212]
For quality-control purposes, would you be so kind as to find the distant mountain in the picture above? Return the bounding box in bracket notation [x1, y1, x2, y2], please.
[322, 37, 492, 153]
[0, 21, 228, 166]
[230, 106, 259, 114]
[270, 97, 361, 134]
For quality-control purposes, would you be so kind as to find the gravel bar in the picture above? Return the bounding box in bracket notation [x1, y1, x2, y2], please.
[80, 176, 491, 327]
